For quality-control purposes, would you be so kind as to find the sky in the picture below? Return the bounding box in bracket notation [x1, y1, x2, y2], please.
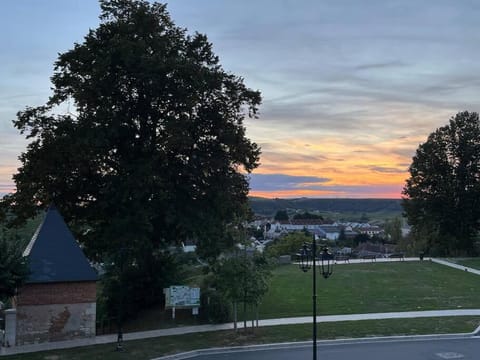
[2, 0, 480, 199]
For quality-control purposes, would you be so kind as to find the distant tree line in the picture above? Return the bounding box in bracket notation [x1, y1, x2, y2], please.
[250, 198, 402, 217]
[273, 210, 323, 221]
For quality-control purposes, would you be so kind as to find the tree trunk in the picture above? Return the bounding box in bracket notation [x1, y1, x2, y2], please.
[233, 301, 238, 332]
[243, 300, 247, 333]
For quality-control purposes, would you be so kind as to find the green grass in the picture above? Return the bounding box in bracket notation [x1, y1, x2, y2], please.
[258, 261, 480, 318]
[121, 261, 480, 330]
[5, 260, 480, 359]
[3, 317, 479, 360]
[450, 257, 480, 270]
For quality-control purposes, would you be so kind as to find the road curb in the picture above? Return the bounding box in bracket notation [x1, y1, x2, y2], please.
[2, 310, 480, 356]
[152, 333, 480, 360]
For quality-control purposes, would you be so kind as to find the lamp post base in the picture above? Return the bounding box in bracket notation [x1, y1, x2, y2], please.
[116, 329, 125, 352]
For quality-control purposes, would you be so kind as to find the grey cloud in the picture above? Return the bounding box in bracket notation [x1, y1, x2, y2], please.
[369, 166, 405, 174]
[260, 102, 372, 133]
[258, 150, 332, 164]
[248, 173, 330, 191]
[354, 61, 408, 71]
[0, 183, 14, 192]
[300, 183, 402, 193]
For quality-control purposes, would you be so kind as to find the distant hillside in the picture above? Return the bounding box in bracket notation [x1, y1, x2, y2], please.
[249, 197, 402, 217]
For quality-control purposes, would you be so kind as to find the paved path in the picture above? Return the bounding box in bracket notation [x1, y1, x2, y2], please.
[334, 257, 425, 264]
[431, 258, 480, 275]
[2, 257, 480, 357]
[2, 309, 480, 356]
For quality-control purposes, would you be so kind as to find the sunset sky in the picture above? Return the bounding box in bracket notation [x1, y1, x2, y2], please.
[2, 0, 480, 199]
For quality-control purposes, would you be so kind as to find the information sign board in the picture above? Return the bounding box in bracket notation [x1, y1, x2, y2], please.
[164, 286, 200, 308]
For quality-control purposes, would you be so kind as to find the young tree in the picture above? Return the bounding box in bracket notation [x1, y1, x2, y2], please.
[2, 0, 261, 265]
[337, 227, 347, 243]
[353, 233, 370, 246]
[0, 231, 30, 300]
[403, 111, 480, 256]
[214, 255, 242, 330]
[215, 249, 270, 332]
[384, 217, 402, 244]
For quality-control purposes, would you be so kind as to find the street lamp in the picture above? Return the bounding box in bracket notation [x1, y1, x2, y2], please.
[115, 246, 131, 352]
[297, 234, 334, 360]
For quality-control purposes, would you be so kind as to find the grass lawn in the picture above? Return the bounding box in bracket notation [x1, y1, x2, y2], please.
[258, 261, 480, 318]
[120, 261, 480, 330]
[3, 317, 480, 360]
[450, 257, 480, 270]
[4, 260, 480, 359]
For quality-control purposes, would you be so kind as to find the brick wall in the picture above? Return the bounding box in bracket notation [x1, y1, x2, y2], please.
[14, 281, 97, 345]
[16, 281, 96, 306]
[16, 302, 96, 345]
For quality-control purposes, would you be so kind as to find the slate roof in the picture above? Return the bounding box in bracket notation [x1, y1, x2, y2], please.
[23, 204, 98, 284]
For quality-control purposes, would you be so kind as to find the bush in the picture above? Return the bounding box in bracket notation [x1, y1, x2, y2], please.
[199, 288, 230, 323]
[265, 232, 311, 258]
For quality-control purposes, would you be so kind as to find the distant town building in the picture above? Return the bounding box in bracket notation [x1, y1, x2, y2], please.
[357, 225, 382, 237]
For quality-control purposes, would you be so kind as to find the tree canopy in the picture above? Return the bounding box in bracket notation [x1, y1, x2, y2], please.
[265, 232, 312, 258]
[0, 230, 30, 300]
[292, 211, 323, 220]
[2, 0, 261, 264]
[402, 111, 480, 256]
[215, 249, 271, 331]
[273, 210, 289, 221]
[384, 217, 402, 244]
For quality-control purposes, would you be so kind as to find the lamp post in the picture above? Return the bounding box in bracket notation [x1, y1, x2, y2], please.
[116, 246, 130, 352]
[297, 234, 334, 360]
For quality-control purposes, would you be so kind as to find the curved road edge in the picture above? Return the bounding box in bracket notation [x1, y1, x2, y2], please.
[152, 332, 480, 360]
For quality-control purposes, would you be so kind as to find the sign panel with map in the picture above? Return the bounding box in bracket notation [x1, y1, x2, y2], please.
[164, 286, 200, 309]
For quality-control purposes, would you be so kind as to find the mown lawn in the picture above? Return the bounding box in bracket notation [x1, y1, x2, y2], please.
[451, 257, 480, 270]
[123, 261, 480, 328]
[258, 261, 480, 318]
[4, 260, 480, 360]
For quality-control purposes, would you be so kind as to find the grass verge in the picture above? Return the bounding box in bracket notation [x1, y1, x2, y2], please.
[3, 317, 479, 360]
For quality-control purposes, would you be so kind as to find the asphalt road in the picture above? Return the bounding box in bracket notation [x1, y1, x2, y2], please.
[191, 337, 480, 360]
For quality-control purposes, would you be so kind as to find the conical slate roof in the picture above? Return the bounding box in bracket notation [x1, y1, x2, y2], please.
[23, 204, 98, 283]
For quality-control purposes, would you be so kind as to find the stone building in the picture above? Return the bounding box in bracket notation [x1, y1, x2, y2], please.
[13, 204, 98, 345]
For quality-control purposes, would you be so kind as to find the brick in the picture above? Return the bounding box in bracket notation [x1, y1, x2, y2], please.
[16, 281, 96, 306]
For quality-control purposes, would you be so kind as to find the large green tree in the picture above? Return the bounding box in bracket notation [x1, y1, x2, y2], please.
[402, 111, 480, 256]
[1, 1, 261, 320]
[2, 0, 261, 265]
